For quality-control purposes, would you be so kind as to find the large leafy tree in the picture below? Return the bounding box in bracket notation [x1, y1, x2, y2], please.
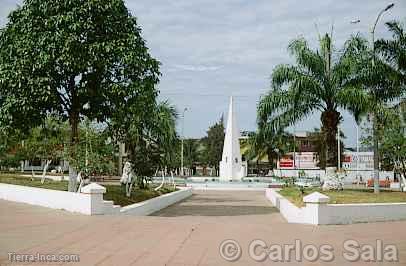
[362, 103, 406, 179]
[0, 128, 23, 170]
[0, 0, 160, 191]
[202, 117, 225, 175]
[258, 34, 368, 167]
[68, 120, 117, 177]
[22, 116, 67, 181]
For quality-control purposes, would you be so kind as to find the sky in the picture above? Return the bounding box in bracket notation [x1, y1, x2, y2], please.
[1, 0, 405, 148]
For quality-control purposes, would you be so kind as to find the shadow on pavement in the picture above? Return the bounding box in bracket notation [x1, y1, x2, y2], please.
[151, 204, 278, 217]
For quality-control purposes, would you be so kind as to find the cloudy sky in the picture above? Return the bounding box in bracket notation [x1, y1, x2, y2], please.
[1, 0, 405, 147]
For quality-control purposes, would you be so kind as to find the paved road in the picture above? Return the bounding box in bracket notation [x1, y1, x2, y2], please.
[0, 190, 405, 266]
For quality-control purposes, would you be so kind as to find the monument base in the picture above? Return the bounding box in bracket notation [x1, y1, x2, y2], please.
[219, 161, 247, 182]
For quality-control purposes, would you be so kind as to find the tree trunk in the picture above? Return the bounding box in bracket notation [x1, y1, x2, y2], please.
[31, 164, 35, 181]
[66, 75, 81, 192]
[267, 151, 274, 170]
[68, 109, 80, 192]
[41, 159, 52, 184]
[155, 171, 165, 191]
[321, 109, 341, 168]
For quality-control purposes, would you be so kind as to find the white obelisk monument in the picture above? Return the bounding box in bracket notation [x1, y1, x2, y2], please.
[219, 96, 246, 182]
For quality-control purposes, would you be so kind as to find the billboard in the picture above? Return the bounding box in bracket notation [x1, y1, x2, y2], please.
[278, 152, 319, 169]
[342, 152, 374, 170]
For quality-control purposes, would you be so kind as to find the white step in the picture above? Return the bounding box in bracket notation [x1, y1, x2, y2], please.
[103, 200, 121, 214]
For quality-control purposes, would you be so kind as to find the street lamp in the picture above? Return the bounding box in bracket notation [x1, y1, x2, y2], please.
[351, 3, 395, 193]
[372, 3, 394, 193]
[181, 107, 188, 177]
[337, 124, 341, 171]
[372, 4, 395, 65]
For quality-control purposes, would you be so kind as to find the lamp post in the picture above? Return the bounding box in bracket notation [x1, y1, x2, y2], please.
[351, 3, 394, 193]
[337, 124, 341, 171]
[181, 107, 188, 177]
[372, 3, 394, 193]
[356, 122, 360, 181]
[350, 20, 361, 182]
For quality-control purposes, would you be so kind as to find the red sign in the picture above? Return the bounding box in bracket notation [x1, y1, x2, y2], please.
[343, 156, 352, 163]
[279, 157, 294, 168]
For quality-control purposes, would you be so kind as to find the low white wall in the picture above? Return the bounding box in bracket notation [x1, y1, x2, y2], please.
[0, 183, 96, 215]
[192, 187, 266, 191]
[21, 174, 65, 181]
[120, 187, 193, 215]
[266, 189, 315, 224]
[272, 169, 394, 184]
[273, 169, 326, 179]
[0, 183, 193, 216]
[265, 188, 406, 225]
[319, 203, 406, 224]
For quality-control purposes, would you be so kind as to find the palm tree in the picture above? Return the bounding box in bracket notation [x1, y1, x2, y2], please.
[375, 21, 406, 87]
[183, 139, 201, 174]
[345, 22, 406, 192]
[258, 33, 365, 168]
[248, 129, 293, 170]
[127, 100, 178, 189]
[151, 101, 179, 172]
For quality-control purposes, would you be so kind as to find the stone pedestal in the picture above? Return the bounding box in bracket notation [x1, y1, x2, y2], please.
[303, 192, 330, 224]
[81, 183, 107, 215]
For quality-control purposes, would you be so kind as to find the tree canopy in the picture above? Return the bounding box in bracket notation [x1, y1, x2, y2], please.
[202, 117, 225, 174]
[0, 0, 160, 140]
[258, 34, 366, 167]
[0, 0, 160, 190]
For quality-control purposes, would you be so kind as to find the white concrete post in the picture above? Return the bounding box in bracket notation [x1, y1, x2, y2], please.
[303, 192, 330, 225]
[81, 183, 107, 215]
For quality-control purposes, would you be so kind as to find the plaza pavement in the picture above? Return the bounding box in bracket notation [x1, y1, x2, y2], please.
[0, 190, 405, 266]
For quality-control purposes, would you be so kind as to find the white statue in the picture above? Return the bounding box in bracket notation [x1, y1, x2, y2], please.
[155, 168, 166, 191]
[322, 169, 344, 191]
[40, 159, 52, 184]
[120, 162, 135, 197]
[76, 171, 90, 192]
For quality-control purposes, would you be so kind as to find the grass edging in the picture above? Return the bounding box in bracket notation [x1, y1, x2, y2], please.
[120, 187, 193, 215]
[278, 187, 406, 207]
[0, 174, 177, 207]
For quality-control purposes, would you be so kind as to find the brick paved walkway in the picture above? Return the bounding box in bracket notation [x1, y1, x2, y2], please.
[0, 190, 405, 265]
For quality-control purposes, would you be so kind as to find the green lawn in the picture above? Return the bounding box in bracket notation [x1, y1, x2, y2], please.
[0, 174, 176, 206]
[279, 186, 406, 207]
